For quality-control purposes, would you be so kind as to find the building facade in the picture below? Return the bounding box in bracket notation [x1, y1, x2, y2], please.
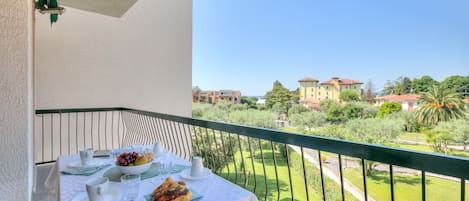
[376, 94, 420, 111]
[193, 89, 241, 104]
[299, 77, 363, 103]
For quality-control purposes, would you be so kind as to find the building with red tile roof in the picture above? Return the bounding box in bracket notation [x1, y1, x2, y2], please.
[298, 77, 363, 107]
[376, 94, 420, 111]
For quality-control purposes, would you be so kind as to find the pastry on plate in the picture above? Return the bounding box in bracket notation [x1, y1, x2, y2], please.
[151, 178, 192, 201]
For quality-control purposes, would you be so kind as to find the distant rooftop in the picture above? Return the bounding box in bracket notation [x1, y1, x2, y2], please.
[321, 78, 363, 85]
[376, 94, 420, 101]
[298, 77, 319, 82]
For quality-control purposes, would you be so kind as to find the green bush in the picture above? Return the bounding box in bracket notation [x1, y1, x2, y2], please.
[339, 89, 361, 102]
[377, 102, 402, 118]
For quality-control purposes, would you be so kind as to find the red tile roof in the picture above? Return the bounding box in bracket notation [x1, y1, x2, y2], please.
[376, 94, 420, 101]
[298, 77, 319, 82]
[299, 98, 320, 108]
[321, 78, 363, 85]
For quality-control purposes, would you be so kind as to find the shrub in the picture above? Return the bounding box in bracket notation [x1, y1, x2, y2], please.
[377, 102, 402, 118]
[339, 89, 361, 102]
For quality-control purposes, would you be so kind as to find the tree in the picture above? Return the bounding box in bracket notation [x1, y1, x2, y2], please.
[288, 104, 310, 117]
[290, 112, 326, 131]
[241, 96, 258, 109]
[264, 81, 295, 116]
[343, 102, 378, 119]
[326, 104, 348, 123]
[362, 79, 376, 103]
[440, 75, 469, 98]
[415, 85, 465, 125]
[412, 76, 439, 94]
[384, 111, 420, 132]
[339, 90, 360, 102]
[397, 77, 412, 94]
[377, 102, 402, 118]
[382, 80, 397, 95]
[345, 118, 403, 175]
[430, 119, 469, 152]
[319, 99, 339, 113]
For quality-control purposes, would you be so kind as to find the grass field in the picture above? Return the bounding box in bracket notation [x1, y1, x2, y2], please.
[344, 168, 469, 201]
[214, 139, 358, 201]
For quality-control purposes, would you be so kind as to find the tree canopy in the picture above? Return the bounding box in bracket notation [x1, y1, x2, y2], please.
[415, 85, 465, 125]
[264, 80, 298, 116]
[377, 102, 402, 118]
[440, 75, 469, 98]
[339, 90, 360, 102]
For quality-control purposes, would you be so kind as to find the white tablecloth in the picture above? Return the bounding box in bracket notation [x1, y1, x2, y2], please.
[48, 152, 258, 201]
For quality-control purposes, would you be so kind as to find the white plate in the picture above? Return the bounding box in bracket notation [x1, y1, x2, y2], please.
[70, 191, 120, 201]
[179, 168, 211, 181]
[68, 159, 103, 168]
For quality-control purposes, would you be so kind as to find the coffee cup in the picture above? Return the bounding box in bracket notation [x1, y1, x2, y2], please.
[80, 148, 94, 166]
[86, 177, 109, 201]
[190, 156, 204, 177]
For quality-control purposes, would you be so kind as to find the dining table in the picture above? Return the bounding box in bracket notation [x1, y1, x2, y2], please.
[48, 148, 259, 201]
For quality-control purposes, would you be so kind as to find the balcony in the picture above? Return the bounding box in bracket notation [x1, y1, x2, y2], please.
[34, 107, 469, 201]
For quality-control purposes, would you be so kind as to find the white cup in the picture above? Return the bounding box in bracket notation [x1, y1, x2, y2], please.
[153, 142, 164, 156]
[86, 177, 109, 201]
[80, 148, 94, 166]
[190, 156, 204, 177]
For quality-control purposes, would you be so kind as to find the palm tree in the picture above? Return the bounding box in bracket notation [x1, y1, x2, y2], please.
[415, 85, 465, 125]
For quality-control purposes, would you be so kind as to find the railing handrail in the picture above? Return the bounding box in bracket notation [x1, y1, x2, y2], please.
[35, 107, 469, 179]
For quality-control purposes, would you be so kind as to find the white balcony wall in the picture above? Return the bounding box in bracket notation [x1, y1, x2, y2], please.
[35, 0, 192, 117]
[0, 0, 34, 200]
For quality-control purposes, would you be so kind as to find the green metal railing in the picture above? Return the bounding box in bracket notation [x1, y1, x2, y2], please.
[35, 107, 469, 201]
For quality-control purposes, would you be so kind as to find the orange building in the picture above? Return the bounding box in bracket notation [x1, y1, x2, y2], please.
[193, 89, 241, 104]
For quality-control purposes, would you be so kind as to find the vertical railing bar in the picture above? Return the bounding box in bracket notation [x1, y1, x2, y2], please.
[97, 112, 101, 150]
[183, 124, 193, 160]
[171, 121, 182, 157]
[163, 120, 176, 153]
[104, 112, 108, 149]
[117, 111, 123, 148]
[204, 128, 215, 171]
[390, 165, 395, 201]
[59, 112, 62, 156]
[461, 179, 465, 201]
[318, 151, 326, 201]
[361, 159, 368, 201]
[247, 137, 257, 194]
[75, 113, 78, 153]
[83, 112, 86, 148]
[68, 113, 71, 155]
[155, 118, 166, 148]
[90, 112, 94, 149]
[41, 115, 44, 162]
[211, 129, 221, 174]
[121, 112, 132, 147]
[237, 134, 248, 188]
[193, 126, 202, 156]
[271, 141, 280, 201]
[258, 139, 267, 201]
[133, 113, 144, 145]
[124, 112, 137, 146]
[219, 130, 230, 178]
[140, 115, 152, 145]
[198, 127, 208, 162]
[153, 118, 165, 146]
[338, 154, 345, 201]
[422, 171, 426, 201]
[110, 111, 114, 149]
[285, 144, 294, 201]
[159, 119, 170, 152]
[147, 116, 158, 145]
[50, 113, 53, 161]
[228, 132, 238, 184]
[176, 122, 188, 160]
[301, 147, 309, 201]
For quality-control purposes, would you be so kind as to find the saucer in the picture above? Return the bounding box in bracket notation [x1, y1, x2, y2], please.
[179, 168, 212, 181]
[71, 191, 119, 201]
[68, 159, 103, 168]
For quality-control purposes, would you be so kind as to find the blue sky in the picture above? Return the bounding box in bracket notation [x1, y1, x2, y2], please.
[193, 0, 469, 96]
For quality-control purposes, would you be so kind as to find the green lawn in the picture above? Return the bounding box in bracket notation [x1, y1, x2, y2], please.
[389, 143, 469, 158]
[344, 168, 469, 201]
[215, 139, 357, 201]
[397, 132, 426, 143]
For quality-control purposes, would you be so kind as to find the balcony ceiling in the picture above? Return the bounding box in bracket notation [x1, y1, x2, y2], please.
[61, 0, 138, 18]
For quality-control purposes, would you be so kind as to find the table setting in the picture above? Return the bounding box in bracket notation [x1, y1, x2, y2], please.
[46, 142, 258, 201]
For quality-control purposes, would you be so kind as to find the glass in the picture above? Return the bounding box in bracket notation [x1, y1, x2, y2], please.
[120, 174, 141, 201]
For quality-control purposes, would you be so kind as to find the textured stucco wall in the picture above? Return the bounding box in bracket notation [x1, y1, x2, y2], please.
[35, 0, 192, 117]
[0, 0, 34, 200]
